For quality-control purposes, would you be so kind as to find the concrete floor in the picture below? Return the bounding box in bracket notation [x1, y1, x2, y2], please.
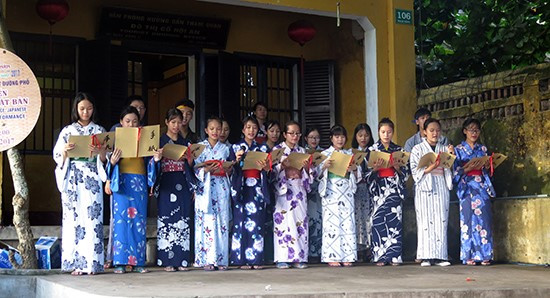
[3, 263, 549, 298]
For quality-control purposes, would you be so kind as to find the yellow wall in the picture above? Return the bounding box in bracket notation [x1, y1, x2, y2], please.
[3, 0, 416, 214]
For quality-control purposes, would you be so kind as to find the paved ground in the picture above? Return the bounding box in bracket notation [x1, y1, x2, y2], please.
[4, 263, 548, 298]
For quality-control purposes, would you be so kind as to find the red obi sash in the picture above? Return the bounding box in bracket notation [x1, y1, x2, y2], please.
[243, 169, 261, 179]
[378, 167, 396, 178]
[466, 169, 482, 176]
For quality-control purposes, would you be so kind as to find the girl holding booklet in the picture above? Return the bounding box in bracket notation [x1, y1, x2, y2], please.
[53, 92, 107, 275]
[272, 121, 313, 269]
[265, 120, 282, 150]
[105, 106, 160, 274]
[351, 123, 375, 262]
[365, 118, 409, 266]
[318, 125, 361, 267]
[453, 119, 495, 266]
[230, 116, 270, 270]
[304, 127, 323, 262]
[410, 118, 454, 267]
[152, 108, 195, 272]
[193, 116, 236, 271]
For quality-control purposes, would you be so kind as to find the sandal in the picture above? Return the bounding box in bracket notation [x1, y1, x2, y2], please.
[391, 262, 401, 266]
[164, 266, 177, 272]
[328, 262, 341, 267]
[178, 266, 190, 271]
[70, 270, 83, 276]
[481, 260, 491, 266]
[203, 264, 216, 271]
[217, 266, 228, 271]
[113, 266, 126, 274]
[466, 260, 476, 266]
[104, 260, 113, 269]
[342, 262, 353, 267]
[277, 262, 290, 269]
[240, 265, 252, 270]
[133, 266, 149, 273]
[253, 265, 264, 270]
[376, 262, 386, 267]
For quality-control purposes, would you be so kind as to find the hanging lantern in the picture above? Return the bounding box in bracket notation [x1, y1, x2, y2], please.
[287, 20, 316, 47]
[36, 0, 69, 25]
[36, 0, 69, 54]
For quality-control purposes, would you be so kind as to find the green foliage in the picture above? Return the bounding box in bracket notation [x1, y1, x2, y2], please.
[415, 0, 550, 88]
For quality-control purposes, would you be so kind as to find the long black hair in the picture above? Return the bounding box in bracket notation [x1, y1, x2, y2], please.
[71, 92, 97, 123]
[119, 106, 140, 121]
[329, 124, 347, 138]
[351, 123, 374, 149]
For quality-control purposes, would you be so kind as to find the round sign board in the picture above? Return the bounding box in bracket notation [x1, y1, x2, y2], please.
[0, 48, 42, 152]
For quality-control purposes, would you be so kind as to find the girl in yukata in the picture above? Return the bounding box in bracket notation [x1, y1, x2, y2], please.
[453, 118, 495, 266]
[318, 125, 361, 267]
[219, 119, 232, 148]
[230, 116, 270, 270]
[264, 120, 281, 151]
[105, 106, 160, 274]
[152, 108, 194, 272]
[53, 92, 107, 275]
[351, 123, 374, 262]
[365, 118, 409, 266]
[193, 116, 236, 271]
[410, 118, 454, 267]
[272, 121, 312, 269]
[304, 127, 323, 262]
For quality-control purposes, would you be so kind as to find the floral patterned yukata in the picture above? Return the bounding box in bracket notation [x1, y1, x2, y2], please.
[54, 122, 107, 274]
[193, 140, 232, 267]
[272, 142, 313, 263]
[230, 139, 270, 266]
[152, 134, 194, 268]
[365, 141, 409, 264]
[453, 141, 495, 263]
[353, 146, 371, 259]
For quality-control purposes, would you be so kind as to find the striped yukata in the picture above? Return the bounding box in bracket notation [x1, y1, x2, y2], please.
[410, 139, 453, 261]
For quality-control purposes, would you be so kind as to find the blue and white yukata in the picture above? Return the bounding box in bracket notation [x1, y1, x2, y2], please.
[318, 147, 361, 263]
[453, 142, 495, 263]
[365, 141, 409, 264]
[54, 122, 107, 274]
[193, 140, 232, 267]
[230, 140, 270, 266]
[305, 145, 323, 259]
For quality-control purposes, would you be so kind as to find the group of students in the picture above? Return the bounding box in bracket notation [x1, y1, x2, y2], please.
[53, 93, 496, 275]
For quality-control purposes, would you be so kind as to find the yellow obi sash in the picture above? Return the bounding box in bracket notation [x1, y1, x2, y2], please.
[119, 158, 146, 175]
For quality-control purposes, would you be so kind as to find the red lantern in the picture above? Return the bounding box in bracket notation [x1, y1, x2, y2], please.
[36, 0, 70, 25]
[287, 20, 316, 47]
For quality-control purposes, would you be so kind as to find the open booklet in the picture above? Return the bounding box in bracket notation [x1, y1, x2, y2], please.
[269, 148, 285, 165]
[194, 160, 234, 175]
[242, 151, 269, 170]
[161, 143, 188, 161]
[464, 153, 507, 170]
[285, 152, 312, 170]
[327, 151, 353, 177]
[67, 132, 115, 158]
[367, 151, 410, 168]
[115, 125, 160, 158]
[417, 152, 456, 169]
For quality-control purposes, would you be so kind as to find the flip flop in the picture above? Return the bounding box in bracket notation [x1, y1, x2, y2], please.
[203, 264, 216, 271]
[481, 260, 491, 266]
[133, 266, 149, 273]
[328, 262, 341, 267]
[240, 265, 252, 270]
[113, 266, 126, 274]
[70, 271, 83, 276]
[164, 266, 177, 272]
[376, 262, 386, 267]
[217, 266, 228, 271]
[466, 260, 476, 266]
[342, 262, 353, 267]
[178, 266, 190, 271]
[253, 265, 264, 270]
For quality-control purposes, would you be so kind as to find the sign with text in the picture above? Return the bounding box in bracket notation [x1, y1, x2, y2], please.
[0, 49, 42, 152]
[395, 9, 413, 25]
[99, 7, 231, 49]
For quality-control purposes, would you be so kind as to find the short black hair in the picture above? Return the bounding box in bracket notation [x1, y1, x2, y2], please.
[462, 118, 481, 138]
[253, 101, 267, 111]
[414, 107, 432, 120]
[242, 115, 260, 129]
[165, 108, 183, 122]
[423, 118, 441, 131]
[120, 106, 140, 121]
[351, 123, 374, 149]
[329, 124, 347, 138]
[174, 99, 195, 110]
[71, 92, 97, 123]
[378, 117, 395, 131]
[126, 95, 145, 106]
[283, 120, 301, 134]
